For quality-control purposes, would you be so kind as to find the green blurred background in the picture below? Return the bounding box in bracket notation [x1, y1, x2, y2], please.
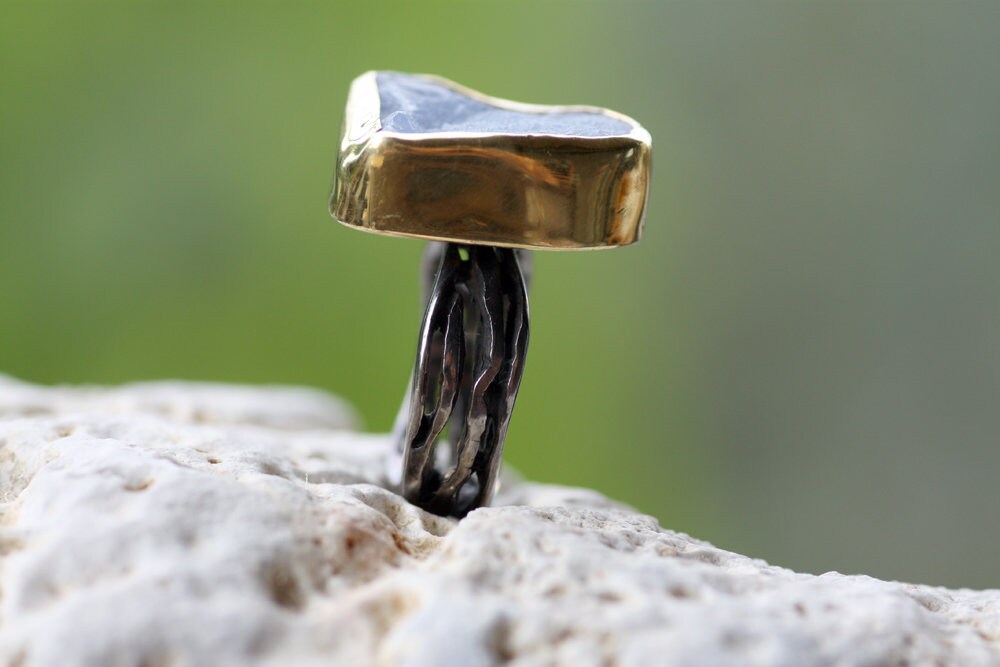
[2, 1, 998, 588]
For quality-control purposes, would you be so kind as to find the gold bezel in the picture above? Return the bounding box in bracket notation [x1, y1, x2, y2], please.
[330, 71, 651, 251]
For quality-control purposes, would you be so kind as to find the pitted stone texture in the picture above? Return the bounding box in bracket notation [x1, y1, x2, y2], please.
[0, 375, 997, 667]
[0, 375, 359, 432]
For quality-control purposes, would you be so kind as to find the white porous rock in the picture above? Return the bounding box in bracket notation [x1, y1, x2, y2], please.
[0, 375, 997, 667]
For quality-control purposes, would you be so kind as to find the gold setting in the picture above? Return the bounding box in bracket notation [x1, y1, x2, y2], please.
[330, 71, 651, 251]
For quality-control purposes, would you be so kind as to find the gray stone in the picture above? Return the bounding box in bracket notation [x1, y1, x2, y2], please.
[0, 374, 997, 666]
[376, 71, 632, 137]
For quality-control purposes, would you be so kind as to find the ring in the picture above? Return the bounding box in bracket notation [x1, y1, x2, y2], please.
[330, 71, 651, 517]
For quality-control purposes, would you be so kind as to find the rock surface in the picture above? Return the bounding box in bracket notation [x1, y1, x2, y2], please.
[0, 375, 997, 667]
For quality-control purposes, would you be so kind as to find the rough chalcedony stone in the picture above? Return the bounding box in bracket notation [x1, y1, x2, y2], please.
[0, 374, 997, 666]
[376, 72, 632, 136]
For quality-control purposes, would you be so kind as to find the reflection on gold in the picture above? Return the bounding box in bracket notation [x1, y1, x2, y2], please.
[331, 72, 652, 251]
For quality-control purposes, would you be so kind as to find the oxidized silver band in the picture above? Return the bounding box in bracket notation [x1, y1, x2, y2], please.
[396, 243, 530, 517]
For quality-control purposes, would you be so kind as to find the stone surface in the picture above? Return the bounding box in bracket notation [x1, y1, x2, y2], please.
[0, 374, 997, 667]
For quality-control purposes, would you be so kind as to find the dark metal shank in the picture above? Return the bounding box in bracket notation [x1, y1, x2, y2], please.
[400, 243, 530, 517]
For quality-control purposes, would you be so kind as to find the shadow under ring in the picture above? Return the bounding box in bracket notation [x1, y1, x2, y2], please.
[398, 242, 530, 518]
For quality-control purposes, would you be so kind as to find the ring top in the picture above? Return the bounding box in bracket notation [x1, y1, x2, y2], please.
[331, 71, 651, 251]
